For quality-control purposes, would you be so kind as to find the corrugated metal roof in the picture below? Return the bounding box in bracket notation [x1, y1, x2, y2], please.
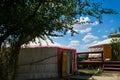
[89, 38, 120, 48]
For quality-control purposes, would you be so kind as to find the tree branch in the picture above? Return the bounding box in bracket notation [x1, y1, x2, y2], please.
[31, 0, 44, 18]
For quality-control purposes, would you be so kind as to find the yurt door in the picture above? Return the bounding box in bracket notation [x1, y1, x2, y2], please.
[62, 51, 73, 77]
[67, 52, 72, 74]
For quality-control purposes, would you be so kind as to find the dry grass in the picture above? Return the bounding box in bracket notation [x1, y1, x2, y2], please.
[78, 69, 120, 77]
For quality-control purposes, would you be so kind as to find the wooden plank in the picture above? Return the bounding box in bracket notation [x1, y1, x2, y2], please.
[77, 61, 103, 65]
[103, 67, 120, 71]
[104, 64, 120, 67]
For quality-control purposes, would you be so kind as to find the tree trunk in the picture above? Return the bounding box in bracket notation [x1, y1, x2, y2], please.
[9, 42, 21, 80]
[0, 42, 21, 80]
[0, 45, 8, 80]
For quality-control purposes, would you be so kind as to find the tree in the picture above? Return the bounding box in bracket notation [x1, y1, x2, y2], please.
[110, 29, 120, 61]
[0, 0, 117, 80]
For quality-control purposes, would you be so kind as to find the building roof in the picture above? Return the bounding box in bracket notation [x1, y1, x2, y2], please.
[89, 38, 119, 48]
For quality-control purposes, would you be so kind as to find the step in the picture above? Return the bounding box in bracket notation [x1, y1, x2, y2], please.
[104, 64, 120, 67]
[104, 61, 120, 64]
[103, 67, 120, 71]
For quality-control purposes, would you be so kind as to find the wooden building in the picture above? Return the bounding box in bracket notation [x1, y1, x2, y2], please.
[89, 38, 116, 61]
[16, 46, 77, 80]
[78, 35, 120, 71]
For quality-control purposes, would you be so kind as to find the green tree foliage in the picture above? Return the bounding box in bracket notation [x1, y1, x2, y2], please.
[110, 32, 120, 61]
[0, 0, 117, 80]
[111, 38, 120, 60]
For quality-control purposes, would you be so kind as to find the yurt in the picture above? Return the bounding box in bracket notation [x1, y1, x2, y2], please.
[16, 39, 77, 80]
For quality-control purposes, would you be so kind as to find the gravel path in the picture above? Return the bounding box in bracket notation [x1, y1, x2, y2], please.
[91, 71, 120, 80]
[92, 76, 120, 80]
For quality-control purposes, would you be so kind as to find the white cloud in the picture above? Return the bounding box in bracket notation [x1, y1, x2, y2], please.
[72, 17, 99, 33]
[86, 40, 100, 48]
[67, 39, 101, 52]
[102, 35, 107, 38]
[68, 40, 80, 47]
[73, 24, 92, 33]
[67, 40, 88, 52]
[82, 33, 98, 43]
[79, 17, 90, 23]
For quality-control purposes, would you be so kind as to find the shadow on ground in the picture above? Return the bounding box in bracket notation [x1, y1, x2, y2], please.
[26, 72, 94, 80]
[64, 72, 93, 80]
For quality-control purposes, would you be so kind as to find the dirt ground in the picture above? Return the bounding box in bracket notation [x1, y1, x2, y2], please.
[76, 69, 120, 80]
[27, 70, 120, 80]
[64, 71, 120, 80]
[92, 71, 120, 80]
[29, 72, 120, 80]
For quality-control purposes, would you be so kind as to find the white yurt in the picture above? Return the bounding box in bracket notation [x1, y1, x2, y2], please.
[16, 38, 77, 80]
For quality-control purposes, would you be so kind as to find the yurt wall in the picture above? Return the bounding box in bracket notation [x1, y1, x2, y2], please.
[16, 47, 76, 80]
[103, 44, 112, 60]
[16, 47, 58, 80]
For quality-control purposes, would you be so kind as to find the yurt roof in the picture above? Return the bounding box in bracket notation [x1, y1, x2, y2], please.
[89, 38, 119, 48]
[22, 38, 75, 50]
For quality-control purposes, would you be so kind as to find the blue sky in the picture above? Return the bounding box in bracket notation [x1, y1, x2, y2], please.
[51, 0, 120, 52]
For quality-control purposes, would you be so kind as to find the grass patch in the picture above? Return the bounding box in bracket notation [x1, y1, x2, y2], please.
[78, 66, 103, 76]
[78, 68, 120, 77]
[78, 67, 103, 76]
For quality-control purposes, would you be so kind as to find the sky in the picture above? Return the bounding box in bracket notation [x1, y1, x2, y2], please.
[48, 0, 120, 52]
[29, 0, 120, 52]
